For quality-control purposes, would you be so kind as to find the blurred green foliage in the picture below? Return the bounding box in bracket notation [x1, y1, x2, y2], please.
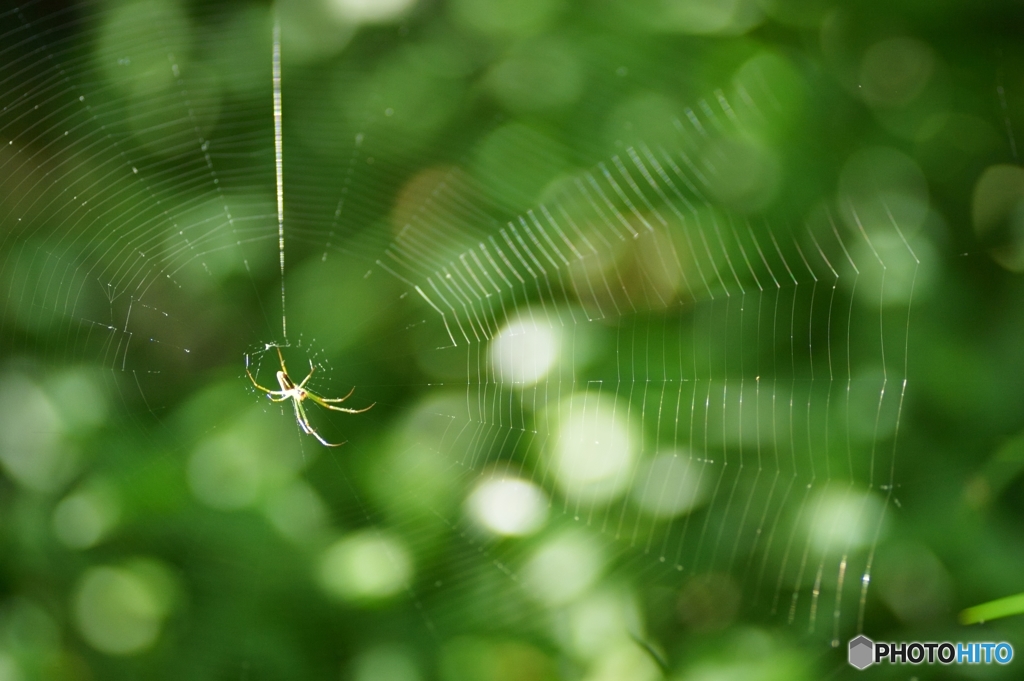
[2, 0, 1024, 680]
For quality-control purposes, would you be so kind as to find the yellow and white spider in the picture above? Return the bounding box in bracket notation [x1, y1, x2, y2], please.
[245, 346, 373, 447]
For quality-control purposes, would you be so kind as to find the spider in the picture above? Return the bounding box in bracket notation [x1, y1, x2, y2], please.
[245, 345, 374, 447]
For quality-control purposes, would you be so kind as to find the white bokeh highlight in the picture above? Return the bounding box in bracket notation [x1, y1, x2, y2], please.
[523, 530, 604, 606]
[73, 563, 172, 656]
[328, 0, 417, 24]
[567, 589, 644, 660]
[0, 372, 77, 492]
[630, 451, 707, 519]
[52, 481, 120, 549]
[0, 652, 19, 681]
[549, 392, 636, 505]
[263, 479, 328, 543]
[489, 312, 561, 388]
[187, 433, 262, 510]
[318, 531, 413, 602]
[808, 486, 886, 554]
[352, 643, 422, 681]
[466, 476, 549, 537]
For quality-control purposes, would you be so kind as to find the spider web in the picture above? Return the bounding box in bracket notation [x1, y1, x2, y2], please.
[0, 0, 924, 677]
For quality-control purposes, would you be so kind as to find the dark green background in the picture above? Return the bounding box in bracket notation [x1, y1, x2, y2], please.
[1, 0, 1024, 679]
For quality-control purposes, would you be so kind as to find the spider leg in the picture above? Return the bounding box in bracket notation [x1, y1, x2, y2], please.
[296, 360, 316, 390]
[308, 393, 375, 414]
[245, 355, 279, 395]
[318, 386, 356, 403]
[308, 427, 345, 448]
[294, 398, 344, 447]
[293, 399, 313, 435]
[275, 345, 290, 376]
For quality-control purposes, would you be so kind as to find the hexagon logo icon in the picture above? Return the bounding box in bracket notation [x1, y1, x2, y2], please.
[849, 635, 874, 670]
